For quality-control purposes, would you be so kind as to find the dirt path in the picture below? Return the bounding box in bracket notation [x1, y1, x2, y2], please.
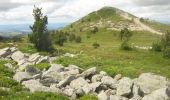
[134, 18, 163, 35]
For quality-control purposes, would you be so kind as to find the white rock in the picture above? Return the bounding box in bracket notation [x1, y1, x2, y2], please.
[142, 88, 170, 100]
[101, 76, 117, 89]
[81, 67, 97, 78]
[117, 77, 133, 96]
[110, 95, 128, 100]
[136, 73, 169, 95]
[91, 74, 103, 83]
[11, 51, 25, 63]
[28, 53, 41, 63]
[57, 76, 75, 87]
[13, 72, 32, 82]
[70, 77, 88, 90]
[0, 47, 11, 57]
[98, 91, 109, 100]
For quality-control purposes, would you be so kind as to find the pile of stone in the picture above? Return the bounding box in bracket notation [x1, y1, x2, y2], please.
[1, 47, 170, 100]
[0, 47, 50, 71]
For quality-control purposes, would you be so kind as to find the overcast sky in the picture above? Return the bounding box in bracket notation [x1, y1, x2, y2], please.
[0, 0, 170, 24]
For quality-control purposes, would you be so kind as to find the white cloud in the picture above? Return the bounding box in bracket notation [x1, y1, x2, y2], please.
[0, 0, 169, 24]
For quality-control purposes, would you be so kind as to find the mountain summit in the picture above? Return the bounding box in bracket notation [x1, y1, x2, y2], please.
[64, 7, 170, 34]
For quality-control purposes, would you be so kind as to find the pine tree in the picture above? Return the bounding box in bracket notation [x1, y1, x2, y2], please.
[29, 6, 53, 52]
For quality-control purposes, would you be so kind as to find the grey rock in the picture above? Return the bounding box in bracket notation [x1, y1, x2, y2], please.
[110, 95, 128, 100]
[13, 72, 32, 82]
[91, 74, 103, 83]
[136, 73, 169, 95]
[98, 91, 109, 100]
[40, 77, 58, 86]
[36, 56, 49, 64]
[22, 79, 53, 93]
[101, 76, 117, 89]
[0, 47, 11, 58]
[142, 88, 170, 100]
[25, 66, 40, 75]
[57, 76, 75, 88]
[105, 89, 116, 96]
[11, 51, 25, 63]
[81, 67, 97, 78]
[70, 77, 88, 90]
[28, 53, 41, 64]
[116, 77, 133, 96]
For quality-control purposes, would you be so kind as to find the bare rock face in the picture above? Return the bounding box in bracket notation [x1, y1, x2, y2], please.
[136, 73, 169, 95]
[116, 77, 133, 96]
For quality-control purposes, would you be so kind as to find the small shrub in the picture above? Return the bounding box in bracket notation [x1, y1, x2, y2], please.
[163, 47, 170, 58]
[69, 34, 76, 42]
[91, 26, 98, 34]
[92, 42, 100, 49]
[120, 41, 132, 51]
[75, 36, 82, 43]
[152, 43, 162, 52]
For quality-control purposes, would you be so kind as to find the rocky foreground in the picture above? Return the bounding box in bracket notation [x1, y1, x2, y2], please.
[0, 47, 170, 100]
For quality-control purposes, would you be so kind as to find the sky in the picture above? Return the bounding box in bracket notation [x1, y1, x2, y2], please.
[0, 0, 170, 25]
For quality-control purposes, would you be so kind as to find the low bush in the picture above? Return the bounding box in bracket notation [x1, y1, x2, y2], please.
[151, 43, 162, 52]
[120, 41, 132, 51]
[92, 42, 100, 49]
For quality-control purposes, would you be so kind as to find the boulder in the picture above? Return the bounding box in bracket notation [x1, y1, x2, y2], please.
[65, 69, 80, 76]
[142, 88, 170, 100]
[63, 87, 76, 97]
[105, 89, 116, 96]
[110, 95, 128, 100]
[136, 73, 169, 95]
[90, 82, 102, 92]
[91, 74, 103, 83]
[28, 53, 41, 63]
[116, 77, 133, 96]
[13, 72, 32, 82]
[11, 51, 25, 63]
[70, 77, 88, 90]
[101, 76, 117, 89]
[0, 47, 11, 58]
[98, 91, 109, 100]
[25, 66, 40, 75]
[45, 64, 64, 73]
[22, 79, 60, 93]
[36, 56, 49, 64]
[81, 67, 97, 78]
[40, 77, 58, 86]
[57, 76, 75, 88]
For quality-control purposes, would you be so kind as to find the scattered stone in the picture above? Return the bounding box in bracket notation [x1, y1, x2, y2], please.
[0, 47, 11, 58]
[136, 73, 169, 95]
[98, 91, 109, 100]
[101, 76, 117, 89]
[25, 66, 40, 75]
[28, 53, 41, 64]
[11, 51, 25, 63]
[57, 76, 75, 88]
[13, 72, 32, 82]
[116, 77, 133, 96]
[100, 71, 107, 76]
[70, 77, 88, 90]
[91, 74, 103, 83]
[142, 88, 170, 100]
[110, 95, 128, 100]
[81, 67, 97, 78]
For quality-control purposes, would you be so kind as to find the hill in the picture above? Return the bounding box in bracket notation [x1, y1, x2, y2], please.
[64, 7, 170, 35]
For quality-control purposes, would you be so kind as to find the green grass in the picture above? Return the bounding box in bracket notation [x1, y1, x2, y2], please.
[53, 28, 170, 79]
[31, 63, 50, 70]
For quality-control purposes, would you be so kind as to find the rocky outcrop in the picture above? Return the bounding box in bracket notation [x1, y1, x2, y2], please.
[1, 47, 170, 100]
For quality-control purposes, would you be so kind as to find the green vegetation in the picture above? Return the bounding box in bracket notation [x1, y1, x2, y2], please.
[92, 42, 100, 49]
[29, 7, 53, 52]
[31, 63, 50, 70]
